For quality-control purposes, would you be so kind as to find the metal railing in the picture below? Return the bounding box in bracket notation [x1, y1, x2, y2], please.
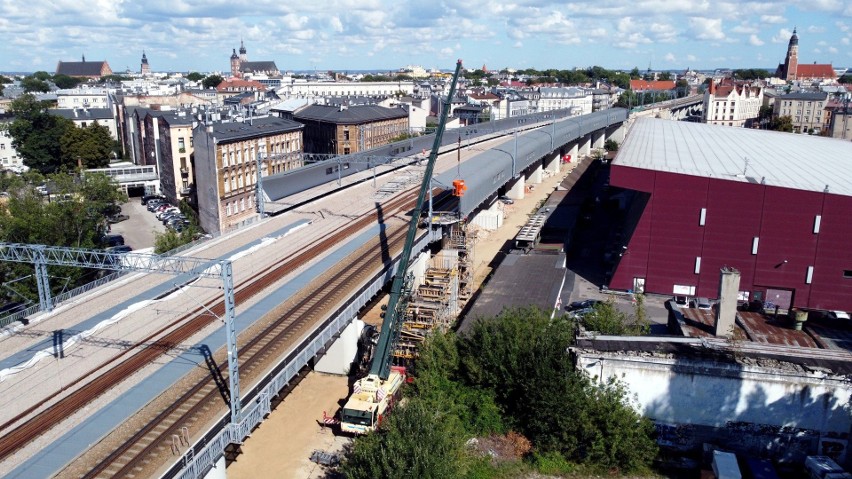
[167, 229, 440, 479]
[0, 270, 128, 329]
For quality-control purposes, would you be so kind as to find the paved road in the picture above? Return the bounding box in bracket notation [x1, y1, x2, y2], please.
[108, 200, 166, 252]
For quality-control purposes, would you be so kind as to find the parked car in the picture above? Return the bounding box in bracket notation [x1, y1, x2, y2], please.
[102, 234, 125, 247]
[106, 245, 133, 254]
[673, 295, 689, 308]
[157, 209, 180, 221]
[689, 297, 712, 310]
[498, 195, 514, 205]
[107, 214, 129, 224]
[567, 307, 595, 319]
[147, 200, 167, 212]
[162, 213, 185, 224]
[827, 311, 851, 321]
[141, 194, 165, 205]
[566, 299, 602, 311]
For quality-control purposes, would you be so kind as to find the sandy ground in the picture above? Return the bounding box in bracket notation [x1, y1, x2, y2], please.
[224, 160, 579, 478]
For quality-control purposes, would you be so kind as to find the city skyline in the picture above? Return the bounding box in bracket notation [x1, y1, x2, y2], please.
[0, 1, 850, 74]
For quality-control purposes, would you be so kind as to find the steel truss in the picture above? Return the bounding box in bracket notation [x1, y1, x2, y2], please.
[0, 242, 244, 423]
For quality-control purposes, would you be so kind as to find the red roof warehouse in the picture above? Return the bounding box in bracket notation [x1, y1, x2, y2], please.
[609, 118, 852, 312]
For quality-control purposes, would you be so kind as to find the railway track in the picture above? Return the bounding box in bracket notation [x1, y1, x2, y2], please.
[0, 193, 416, 465]
[81, 216, 412, 478]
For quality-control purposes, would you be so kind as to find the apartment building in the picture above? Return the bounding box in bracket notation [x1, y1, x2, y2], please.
[293, 104, 408, 155]
[703, 79, 764, 127]
[772, 92, 829, 134]
[193, 117, 304, 233]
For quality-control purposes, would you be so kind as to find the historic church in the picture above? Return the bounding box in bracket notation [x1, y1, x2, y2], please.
[229, 41, 280, 78]
[776, 28, 836, 82]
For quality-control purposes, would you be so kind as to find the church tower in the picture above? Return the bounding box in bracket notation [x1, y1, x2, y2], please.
[239, 40, 247, 62]
[140, 51, 150, 75]
[784, 28, 799, 81]
[230, 48, 241, 78]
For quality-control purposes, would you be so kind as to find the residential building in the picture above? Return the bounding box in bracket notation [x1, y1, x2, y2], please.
[55, 55, 112, 79]
[703, 78, 764, 127]
[51, 107, 119, 140]
[776, 29, 836, 82]
[609, 118, 852, 312]
[537, 87, 592, 115]
[229, 41, 280, 78]
[293, 104, 408, 155]
[193, 117, 304, 233]
[146, 110, 196, 203]
[772, 91, 828, 134]
[278, 81, 415, 98]
[56, 88, 112, 109]
[0, 124, 25, 173]
[828, 104, 852, 140]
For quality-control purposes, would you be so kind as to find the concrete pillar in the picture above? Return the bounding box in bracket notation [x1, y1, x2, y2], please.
[545, 152, 560, 174]
[580, 135, 591, 157]
[528, 163, 543, 184]
[505, 175, 525, 200]
[714, 267, 741, 338]
[569, 142, 578, 164]
[592, 131, 605, 149]
[315, 319, 364, 375]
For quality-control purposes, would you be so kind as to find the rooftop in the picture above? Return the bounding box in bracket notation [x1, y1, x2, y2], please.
[206, 116, 303, 142]
[294, 104, 407, 124]
[615, 118, 852, 197]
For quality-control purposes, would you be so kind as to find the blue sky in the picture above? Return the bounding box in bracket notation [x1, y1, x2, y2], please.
[0, 1, 849, 74]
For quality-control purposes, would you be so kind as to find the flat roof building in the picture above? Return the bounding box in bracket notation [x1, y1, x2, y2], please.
[609, 118, 852, 312]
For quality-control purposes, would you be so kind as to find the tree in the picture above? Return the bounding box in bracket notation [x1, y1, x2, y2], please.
[186, 72, 205, 82]
[604, 139, 619, 152]
[769, 115, 793, 132]
[676, 79, 690, 98]
[658, 72, 672, 81]
[839, 74, 851, 84]
[340, 400, 467, 479]
[7, 94, 75, 173]
[629, 67, 641, 79]
[202, 74, 223, 89]
[581, 298, 649, 336]
[0, 171, 126, 304]
[52, 74, 84, 89]
[20, 76, 51, 93]
[60, 121, 116, 169]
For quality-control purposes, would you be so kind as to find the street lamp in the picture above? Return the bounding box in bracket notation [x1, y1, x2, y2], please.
[492, 147, 516, 178]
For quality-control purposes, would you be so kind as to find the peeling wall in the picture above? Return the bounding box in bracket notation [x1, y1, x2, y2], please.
[576, 351, 851, 465]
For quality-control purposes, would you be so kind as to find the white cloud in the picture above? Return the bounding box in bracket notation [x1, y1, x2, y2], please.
[807, 25, 826, 33]
[842, 37, 851, 45]
[664, 53, 676, 62]
[686, 54, 697, 62]
[759, 15, 786, 24]
[772, 28, 794, 43]
[828, 46, 838, 53]
[749, 34, 764, 46]
[731, 22, 757, 34]
[689, 17, 725, 40]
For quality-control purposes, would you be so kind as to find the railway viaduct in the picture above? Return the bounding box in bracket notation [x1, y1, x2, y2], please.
[0, 108, 627, 479]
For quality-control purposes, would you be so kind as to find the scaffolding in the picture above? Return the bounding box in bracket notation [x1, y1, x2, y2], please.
[391, 222, 475, 363]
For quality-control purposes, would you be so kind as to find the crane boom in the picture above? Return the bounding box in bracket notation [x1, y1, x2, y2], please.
[369, 59, 463, 380]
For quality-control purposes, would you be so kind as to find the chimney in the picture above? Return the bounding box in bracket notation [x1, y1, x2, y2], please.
[715, 267, 740, 337]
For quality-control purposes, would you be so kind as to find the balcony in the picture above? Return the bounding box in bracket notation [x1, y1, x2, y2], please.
[180, 168, 189, 178]
[180, 187, 192, 197]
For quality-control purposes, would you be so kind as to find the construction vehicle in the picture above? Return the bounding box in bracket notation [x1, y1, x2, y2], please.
[339, 59, 463, 434]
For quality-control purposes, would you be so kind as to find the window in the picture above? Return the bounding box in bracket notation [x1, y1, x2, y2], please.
[844, 270, 852, 278]
[813, 215, 821, 234]
[751, 237, 759, 255]
[178, 138, 185, 152]
[699, 208, 706, 226]
[226, 202, 231, 216]
[694, 257, 701, 274]
[343, 129, 350, 140]
[806, 266, 814, 284]
[240, 198, 246, 211]
[224, 176, 230, 193]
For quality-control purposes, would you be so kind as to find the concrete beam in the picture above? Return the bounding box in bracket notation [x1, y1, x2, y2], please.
[580, 135, 591, 157]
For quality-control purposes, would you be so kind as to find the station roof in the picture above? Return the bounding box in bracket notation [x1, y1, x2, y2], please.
[615, 118, 852, 197]
[208, 116, 303, 142]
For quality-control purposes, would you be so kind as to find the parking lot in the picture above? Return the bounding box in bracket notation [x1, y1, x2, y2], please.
[107, 199, 166, 253]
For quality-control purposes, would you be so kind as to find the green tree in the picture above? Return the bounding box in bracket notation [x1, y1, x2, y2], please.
[770, 115, 793, 132]
[60, 121, 116, 169]
[658, 72, 672, 81]
[202, 74, 224, 89]
[52, 74, 84, 89]
[604, 139, 619, 152]
[154, 201, 202, 254]
[21, 76, 51, 93]
[839, 74, 851, 84]
[99, 74, 131, 83]
[0, 171, 126, 303]
[629, 67, 642, 79]
[341, 399, 467, 479]
[186, 72, 205, 82]
[581, 298, 649, 335]
[7, 94, 75, 173]
[676, 79, 690, 98]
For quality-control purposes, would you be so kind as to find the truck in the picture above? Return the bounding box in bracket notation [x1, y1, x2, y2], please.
[338, 59, 463, 435]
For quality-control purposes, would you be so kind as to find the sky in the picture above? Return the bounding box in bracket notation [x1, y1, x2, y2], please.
[0, 0, 850, 74]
